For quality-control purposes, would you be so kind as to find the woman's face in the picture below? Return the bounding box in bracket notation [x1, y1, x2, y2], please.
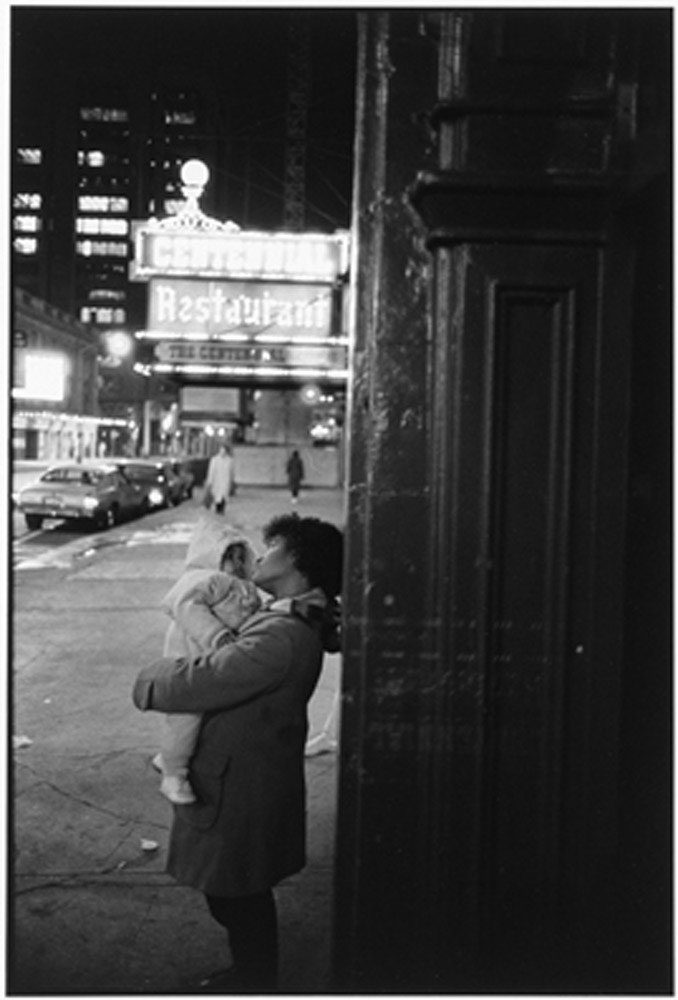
[252, 535, 295, 594]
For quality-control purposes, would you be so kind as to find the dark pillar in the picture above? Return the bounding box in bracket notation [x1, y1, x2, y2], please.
[334, 10, 671, 994]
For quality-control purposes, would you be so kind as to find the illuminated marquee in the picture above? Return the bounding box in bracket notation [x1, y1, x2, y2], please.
[154, 341, 346, 369]
[130, 226, 349, 283]
[147, 279, 333, 339]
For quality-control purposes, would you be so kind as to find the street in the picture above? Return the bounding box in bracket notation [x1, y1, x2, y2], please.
[11, 486, 344, 994]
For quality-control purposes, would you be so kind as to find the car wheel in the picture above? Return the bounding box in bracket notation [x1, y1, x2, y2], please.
[25, 514, 43, 531]
[96, 506, 116, 530]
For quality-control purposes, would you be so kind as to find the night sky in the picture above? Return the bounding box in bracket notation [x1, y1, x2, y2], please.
[11, 6, 358, 231]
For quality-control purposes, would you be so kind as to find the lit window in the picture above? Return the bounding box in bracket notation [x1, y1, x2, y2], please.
[80, 107, 129, 123]
[101, 218, 128, 235]
[82, 306, 128, 325]
[163, 199, 184, 215]
[76, 218, 99, 234]
[77, 149, 106, 168]
[13, 193, 42, 210]
[78, 196, 107, 211]
[78, 194, 129, 212]
[76, 240, 128, 258]
[75, 217, 128, 235]
[89, 289, 126, 302]
[14, 215, 41, 233]
[14, 236, 38, 255]
[16, 148, 42, 165]
[165, 110, 196, 125]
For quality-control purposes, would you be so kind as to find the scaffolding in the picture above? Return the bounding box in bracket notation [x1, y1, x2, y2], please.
[283, 19, 311, 231]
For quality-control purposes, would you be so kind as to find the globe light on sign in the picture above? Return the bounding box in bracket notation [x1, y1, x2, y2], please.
[181, 159, 210, 188]
[181, 159, 210, 206]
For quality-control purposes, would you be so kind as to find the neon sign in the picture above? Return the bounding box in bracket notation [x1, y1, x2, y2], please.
[147, 279, 333, 338]
[153, 340, 347, 369]
[130, 226, 349, 283]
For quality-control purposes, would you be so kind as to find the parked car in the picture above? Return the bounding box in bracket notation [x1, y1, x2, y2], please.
[113, 460, 184, 511]
[168, 459, 195, 501]
[16, 462, 143, 531]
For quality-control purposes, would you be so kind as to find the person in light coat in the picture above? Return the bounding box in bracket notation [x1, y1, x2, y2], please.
[133, 514, 343, 992]
[205, 443, 234, 514]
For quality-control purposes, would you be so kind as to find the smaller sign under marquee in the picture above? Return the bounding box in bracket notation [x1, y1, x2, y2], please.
[154, 340, 347, 370]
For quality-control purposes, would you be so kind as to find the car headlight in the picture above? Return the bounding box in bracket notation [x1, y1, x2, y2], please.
[148, 487, 164, 506]
[82, 496, 100, 511]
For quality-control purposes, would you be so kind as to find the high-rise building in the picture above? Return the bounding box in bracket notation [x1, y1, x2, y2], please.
[11, 10, 356, 455]
[13, 83, 220, 339]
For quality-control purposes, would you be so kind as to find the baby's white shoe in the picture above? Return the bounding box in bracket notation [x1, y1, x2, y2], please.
[160, 774, 197, 805]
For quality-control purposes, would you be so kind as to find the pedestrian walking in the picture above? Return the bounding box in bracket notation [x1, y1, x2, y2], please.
[133, 514, 344, 992]
[204, 443, 233, 514]
[286, 449, 305, 505]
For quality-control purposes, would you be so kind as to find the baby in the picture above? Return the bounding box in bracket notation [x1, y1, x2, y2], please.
[153, 527, 261, 804]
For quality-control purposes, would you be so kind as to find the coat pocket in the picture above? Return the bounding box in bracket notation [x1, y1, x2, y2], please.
[177, 754, 231, 831]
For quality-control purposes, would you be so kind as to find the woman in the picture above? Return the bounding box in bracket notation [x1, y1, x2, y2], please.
[133, 514, 343, 991]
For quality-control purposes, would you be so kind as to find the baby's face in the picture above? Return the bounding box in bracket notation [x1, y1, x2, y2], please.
[222, 543, 255, 579]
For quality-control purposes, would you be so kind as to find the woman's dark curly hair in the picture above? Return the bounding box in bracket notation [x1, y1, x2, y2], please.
[263, 514, 343, 599]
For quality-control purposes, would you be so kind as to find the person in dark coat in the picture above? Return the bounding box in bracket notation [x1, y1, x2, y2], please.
[133, 514, 343, 992]
[285, 450, 305, 505]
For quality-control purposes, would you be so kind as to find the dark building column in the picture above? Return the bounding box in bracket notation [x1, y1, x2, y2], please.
[334, 10, 671, 994]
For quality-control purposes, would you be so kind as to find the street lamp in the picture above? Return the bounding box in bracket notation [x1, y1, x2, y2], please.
[300, 384, 321, 405]
[105, 330, 134, 360]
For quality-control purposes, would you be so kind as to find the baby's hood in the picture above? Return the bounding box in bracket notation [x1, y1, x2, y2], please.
[184, 509, 257, 571]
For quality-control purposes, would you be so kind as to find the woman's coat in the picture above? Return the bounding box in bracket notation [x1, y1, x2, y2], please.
[133, 602, 325, 897]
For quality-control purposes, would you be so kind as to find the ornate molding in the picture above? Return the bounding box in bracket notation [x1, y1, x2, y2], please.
[144, 209, 241, 234]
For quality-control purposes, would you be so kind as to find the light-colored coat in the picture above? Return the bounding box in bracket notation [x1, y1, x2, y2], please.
[161, 569, 261, 659]
[161, 519, 260, 659]
[133, 598, 326, 896]
[205, 452, 234, 503]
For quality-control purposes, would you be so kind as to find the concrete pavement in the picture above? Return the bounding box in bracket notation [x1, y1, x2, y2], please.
[11, 486, 345, 995]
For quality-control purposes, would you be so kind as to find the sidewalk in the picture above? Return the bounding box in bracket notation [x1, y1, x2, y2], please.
[11, 488, 345, 995]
